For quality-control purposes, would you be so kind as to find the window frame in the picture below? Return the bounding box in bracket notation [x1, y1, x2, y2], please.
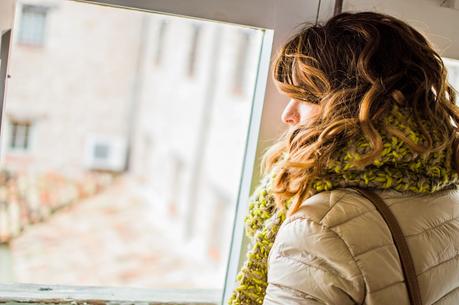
[0, 31, 12, 132]
[0, 0, 337, 303]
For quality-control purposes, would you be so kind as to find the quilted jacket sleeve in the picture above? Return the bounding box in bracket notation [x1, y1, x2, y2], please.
[262, 215, 365, 305]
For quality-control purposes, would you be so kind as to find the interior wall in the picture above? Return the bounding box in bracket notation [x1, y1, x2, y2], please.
[0, 0, 15, 34]
[343, 0, 459, 59]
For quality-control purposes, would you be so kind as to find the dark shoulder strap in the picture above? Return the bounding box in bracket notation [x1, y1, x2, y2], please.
[352, 188, 423, 305]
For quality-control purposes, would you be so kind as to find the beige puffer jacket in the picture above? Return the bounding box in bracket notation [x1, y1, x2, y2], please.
[263, 187, 459, 305]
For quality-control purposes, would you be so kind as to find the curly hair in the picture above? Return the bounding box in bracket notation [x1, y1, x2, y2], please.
[261, 11, 459, 216]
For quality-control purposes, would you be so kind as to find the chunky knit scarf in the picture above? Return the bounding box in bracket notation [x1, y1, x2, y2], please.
[228, 103, 459, 305]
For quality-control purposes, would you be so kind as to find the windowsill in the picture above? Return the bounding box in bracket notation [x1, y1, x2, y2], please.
[5, 149, 31, 154]
[0, 283, 221, 305]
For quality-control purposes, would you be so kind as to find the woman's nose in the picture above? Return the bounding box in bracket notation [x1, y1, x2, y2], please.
[281, 100, 300, 126]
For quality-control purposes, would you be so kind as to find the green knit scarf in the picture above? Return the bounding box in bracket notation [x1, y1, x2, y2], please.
[228, 103, 459, 305]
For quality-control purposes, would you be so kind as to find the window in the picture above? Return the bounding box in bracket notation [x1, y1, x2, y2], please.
[9, 121, 31, 151]
[17, 5, 48, 46]
[0, 0, 302, 304]
[1, 1, 265, 300]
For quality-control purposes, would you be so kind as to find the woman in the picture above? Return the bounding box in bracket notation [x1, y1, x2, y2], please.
[228, 11, 459, 305]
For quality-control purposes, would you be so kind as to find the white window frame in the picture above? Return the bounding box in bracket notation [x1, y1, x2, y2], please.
[0, 0, 16, 131]
[0, 0, 337, 303]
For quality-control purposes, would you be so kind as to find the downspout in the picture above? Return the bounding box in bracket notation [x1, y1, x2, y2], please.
[125, 15, 149, 172]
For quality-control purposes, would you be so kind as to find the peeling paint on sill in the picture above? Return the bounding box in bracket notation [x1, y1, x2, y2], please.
[0, 283, 221, 305]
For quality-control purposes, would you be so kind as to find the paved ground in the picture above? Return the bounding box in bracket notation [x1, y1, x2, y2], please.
[7, 177, 225, 290]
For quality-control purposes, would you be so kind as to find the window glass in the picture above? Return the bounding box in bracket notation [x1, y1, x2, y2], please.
[0, 0, 263, 296]
[8, 121, 31, 150]
[18, 4, 48, 46]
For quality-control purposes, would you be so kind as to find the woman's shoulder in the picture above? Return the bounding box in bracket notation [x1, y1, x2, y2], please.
[288, 185, 459, 229]
[268, 189, 366, 304]
[288, 187, 372, 227]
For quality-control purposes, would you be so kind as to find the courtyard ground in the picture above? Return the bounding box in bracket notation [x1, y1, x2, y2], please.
[8, 176, 224, 290]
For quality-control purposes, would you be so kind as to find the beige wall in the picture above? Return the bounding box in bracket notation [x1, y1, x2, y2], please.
[0, 0, 15, 34]
[344, 0, 459, 59]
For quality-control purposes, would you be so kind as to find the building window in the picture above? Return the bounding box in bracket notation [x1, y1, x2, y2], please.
[231, 30, 251, 96]
[18, 5, 49, 46]
[187, 24, 202, 78]
[93, 143, 110, 160]
[9, 121, 32, 151]
[153, 19, 168, 67]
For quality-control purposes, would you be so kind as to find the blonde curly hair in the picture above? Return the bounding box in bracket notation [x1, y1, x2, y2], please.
[261, 11, 459, 216]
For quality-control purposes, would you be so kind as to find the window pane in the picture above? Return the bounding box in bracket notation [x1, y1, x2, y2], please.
[18, 5, 48, 46]
[7, 121, 31, 151]
[0, 0, 264, 299]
